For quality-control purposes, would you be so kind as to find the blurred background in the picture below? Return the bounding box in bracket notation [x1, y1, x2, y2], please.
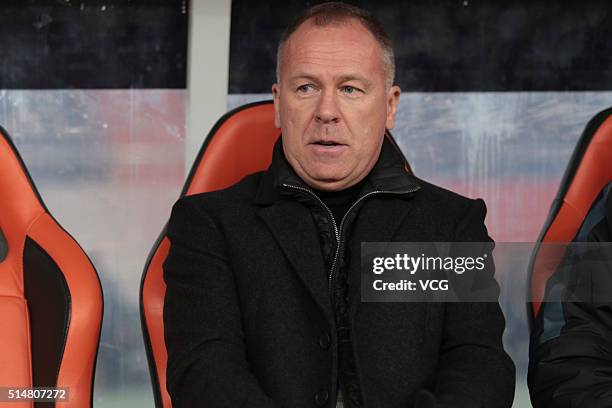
[0, 1, 610, 406]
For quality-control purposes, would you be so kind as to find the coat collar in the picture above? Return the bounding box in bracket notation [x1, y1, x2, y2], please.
[254, 134, 421, 206]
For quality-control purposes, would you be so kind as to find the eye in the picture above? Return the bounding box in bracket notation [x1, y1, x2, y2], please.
[340, 85, 362, 96]
[296, 84, 316, 94]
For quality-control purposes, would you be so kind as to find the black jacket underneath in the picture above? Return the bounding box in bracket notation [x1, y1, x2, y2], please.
[310, 182, 365, 407]
[163, 137, 515, 408]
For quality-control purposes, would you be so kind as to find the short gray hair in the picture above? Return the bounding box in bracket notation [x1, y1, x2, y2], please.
[276, 2, 395, 87]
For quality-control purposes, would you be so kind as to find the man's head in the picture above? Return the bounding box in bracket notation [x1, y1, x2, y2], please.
[272, 2, 401, 192]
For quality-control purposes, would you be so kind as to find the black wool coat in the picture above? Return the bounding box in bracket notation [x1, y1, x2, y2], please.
[163, 139, 516, 408]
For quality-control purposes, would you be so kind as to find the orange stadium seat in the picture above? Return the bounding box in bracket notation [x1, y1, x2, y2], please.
[528, 107, 612, 323]
[140, 100, 412, 407]
[0, 126, 103, 407]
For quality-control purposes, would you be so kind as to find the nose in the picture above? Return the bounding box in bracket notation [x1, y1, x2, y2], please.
[315, 90, 340, 124]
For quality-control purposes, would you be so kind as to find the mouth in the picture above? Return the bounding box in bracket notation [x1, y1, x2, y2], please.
[310, 139, 346, 147]
[308, 139, 348, 157]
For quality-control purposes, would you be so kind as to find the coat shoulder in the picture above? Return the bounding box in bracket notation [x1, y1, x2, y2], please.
[413, 177, 483, 216]
[171, 171, 264, 220]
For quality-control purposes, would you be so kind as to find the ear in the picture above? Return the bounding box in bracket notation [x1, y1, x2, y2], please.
[385, 85, 401, 130]
[272, 83, 281, 128]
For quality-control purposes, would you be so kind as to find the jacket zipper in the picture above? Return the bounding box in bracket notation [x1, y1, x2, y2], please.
[283, 182, 419, 407]
[282, 183, 420, 292]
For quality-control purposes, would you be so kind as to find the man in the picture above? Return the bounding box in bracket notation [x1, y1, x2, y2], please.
[529, 182, 612, 407]
[163, 2, 515, 408]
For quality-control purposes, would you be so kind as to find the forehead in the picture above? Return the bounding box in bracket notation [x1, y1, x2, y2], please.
[281, 19, 385, 81]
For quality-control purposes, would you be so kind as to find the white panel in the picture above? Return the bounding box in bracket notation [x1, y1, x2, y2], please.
[186, 0, 232, 172]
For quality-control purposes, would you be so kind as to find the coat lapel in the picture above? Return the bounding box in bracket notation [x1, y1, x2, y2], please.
[257, 201, 333, 321]
[352, 197, 416, 243]
[348, 196, 417, 312]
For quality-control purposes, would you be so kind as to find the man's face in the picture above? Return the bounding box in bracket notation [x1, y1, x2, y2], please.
[272, 19, 401, 191]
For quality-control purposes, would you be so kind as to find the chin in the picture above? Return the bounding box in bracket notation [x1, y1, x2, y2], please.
[308, 176, 355, 192]
[308, 168, 346, 184]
